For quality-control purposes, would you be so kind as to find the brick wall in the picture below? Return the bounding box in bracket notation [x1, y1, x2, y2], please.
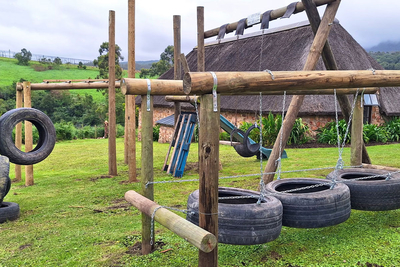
[138, 106, 387, 143]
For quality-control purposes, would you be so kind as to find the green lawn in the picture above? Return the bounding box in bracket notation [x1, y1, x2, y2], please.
[0, 57, 142, 104]
[1, 139, 400, 266]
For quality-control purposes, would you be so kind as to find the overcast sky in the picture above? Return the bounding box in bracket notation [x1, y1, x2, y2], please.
[1, 0, 399, 62]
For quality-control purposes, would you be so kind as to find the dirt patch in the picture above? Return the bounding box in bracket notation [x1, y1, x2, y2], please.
[126, 241, 166, 255]
[357, 262, 384, 267]
[261, 251, 283, 262]
[185, 162, 199, 172]
[107, 203, 131, 210]
[19, 244, 32, 250]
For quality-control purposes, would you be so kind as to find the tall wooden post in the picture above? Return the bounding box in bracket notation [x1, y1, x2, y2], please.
[108, 10, 117, 176]
[173, 15, 182, 126]
[197, 7, 205, 72]
[198, 94, 219, 267]
[141, 94, 154, 255]
[23, 81, 33, 186]
[127, 0, 137, 182]
[302, 0, 371, 164]
[14, 83, 23, 182]
[351, 95, 363, 166]
[263, 0, 341, 184]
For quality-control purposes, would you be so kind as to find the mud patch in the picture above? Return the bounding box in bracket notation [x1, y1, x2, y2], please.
[126, 241, 166, 255]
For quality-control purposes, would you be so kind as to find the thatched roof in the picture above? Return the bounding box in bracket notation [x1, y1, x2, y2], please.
[137, 20, 400, 117]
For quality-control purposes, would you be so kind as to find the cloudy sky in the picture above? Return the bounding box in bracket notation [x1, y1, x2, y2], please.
[1, 0, 399, 62]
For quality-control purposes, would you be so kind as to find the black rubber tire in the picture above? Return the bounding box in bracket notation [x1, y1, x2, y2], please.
[0, 202, 20, 223]
[0, 155, 11, 203]
[264, 178, 351, 228]
[186, 187, 283, 245]
[326, 168, 400, 211]
[231, 126, 261, 158]
[0, 108, 56, 165]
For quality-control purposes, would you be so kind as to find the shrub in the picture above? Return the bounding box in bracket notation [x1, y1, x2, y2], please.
[14, 48, 32, 66]
[12, 123, 39, 144]
[363, 123, 388, 143]
[384, 117, 400, 142]
[219, 132, 230, 141]
[153, 125, 160, 141]
[116, 124, 125, 137]
[317, 120, 350, 145]
[287, 118, 311, 145]
[54, 122, 77, 140]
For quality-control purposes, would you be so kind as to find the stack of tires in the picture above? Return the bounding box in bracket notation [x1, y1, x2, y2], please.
[0, 108, 56, 223]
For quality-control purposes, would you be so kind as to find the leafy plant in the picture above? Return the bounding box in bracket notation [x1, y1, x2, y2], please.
[14, 48, 32, 66]
[153, 125, 160, 141]
[363, 123, 388, 143]
[384, 117, 400, 142]
[317, 120, 350, 145]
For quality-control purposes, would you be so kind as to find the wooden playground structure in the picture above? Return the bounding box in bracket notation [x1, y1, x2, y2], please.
[12, 0, 400, 266]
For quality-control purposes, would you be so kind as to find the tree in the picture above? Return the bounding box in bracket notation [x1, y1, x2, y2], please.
[53, 57, 62, 65]
[94, 42, 124, 79]
[14, 48, 32, 66]
[139, 45, 174, 78]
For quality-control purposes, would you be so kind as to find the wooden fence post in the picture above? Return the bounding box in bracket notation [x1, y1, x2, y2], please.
[197, 6, 205, 72]
[126, 0, 137, 184]
[108, 10, 117, 176]
[351, 95, 363, 166]
[141, 94, 154, 255]
[173, 15, 182, 126]
[23, 81, 33, 186]
[14, 83, 23, 182]
[198, 94, 219, 267]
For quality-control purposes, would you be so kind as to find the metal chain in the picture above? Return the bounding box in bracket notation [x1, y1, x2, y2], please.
[258, 92, 265, 204]
[276, 91, 287, 180]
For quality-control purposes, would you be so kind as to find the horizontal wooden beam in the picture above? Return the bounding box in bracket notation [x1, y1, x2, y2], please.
[43, 79, 116, 83]
[362, 164, 400, 172]
[125, 190, 217, 253]
[204, 0, 336, 39]
[165, 95, 199, 103]
[122, 78, 187, 95]
[183, 70, 400, 95]
[218, 88, 378, 95]
[29, 81, 120, 90]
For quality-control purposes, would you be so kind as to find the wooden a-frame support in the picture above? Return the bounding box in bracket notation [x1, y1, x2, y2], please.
[263, 0, 341, 183]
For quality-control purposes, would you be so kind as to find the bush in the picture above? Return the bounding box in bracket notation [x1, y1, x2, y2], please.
[116, 124, 125, 137]
[153, 125, 160, 141]
[238, 113, 311, 146]
[317, 120, 350, 145]
[219, 132, 230, 141]
[14, 48, 32, 66]
[54, 122, 77, 140]
[363, 123, 388, 143]
[12, 123, 39, 144]
[384, 117, 400, 142]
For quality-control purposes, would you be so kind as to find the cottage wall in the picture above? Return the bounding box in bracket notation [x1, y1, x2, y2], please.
[138, 106, 386, 143]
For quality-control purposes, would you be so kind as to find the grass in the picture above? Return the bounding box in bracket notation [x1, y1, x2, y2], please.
[0, 57, 142, 103]
[1, 139, 400, 266]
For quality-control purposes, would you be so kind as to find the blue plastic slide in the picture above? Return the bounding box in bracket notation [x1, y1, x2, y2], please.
[220, 115, 288, 159]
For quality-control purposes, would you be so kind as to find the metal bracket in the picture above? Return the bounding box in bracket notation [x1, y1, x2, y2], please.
[210, 72, 218, 112]
[146, 79, 151, 111]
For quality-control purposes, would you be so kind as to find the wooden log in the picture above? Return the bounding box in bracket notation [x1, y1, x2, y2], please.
[165, 95, 199, 103]
[302, 0, 371, 164]
[184, 69, 396, 95]
[127, 0, 137, 181]
[125, 190, 217, 253]
[204, 0, 336, 39]
[141, 94, 154, 255]
[198, 94, 219, 267]
[174, 15, 182, 126]
[121, 79, 187, 95]
[180, 53, 190, 74]
[197, 7, 205, 72]
[351, 95, 363, 166]
[30, 81, 120, 90]
[211, 88, 378, 95]
[263, 0, 341, 184]
[43, 79, 115, 83]
[108, 10, 117, 176]
[362, 164, 400, 172]
[23, 81, 34, 186]
[14, 83, 23, 182]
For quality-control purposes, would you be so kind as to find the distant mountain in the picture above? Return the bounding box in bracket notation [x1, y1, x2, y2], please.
[120, 60, 158, 70]
[366, 41, 400, 52]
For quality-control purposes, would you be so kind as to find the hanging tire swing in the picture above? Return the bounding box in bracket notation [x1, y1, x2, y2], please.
[326, 168, 400, 211]
[230, 124, 261, 157]
[0, 108, 56, 165]
[264, 178, 351, 228]
[186, 187, 283, 245]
